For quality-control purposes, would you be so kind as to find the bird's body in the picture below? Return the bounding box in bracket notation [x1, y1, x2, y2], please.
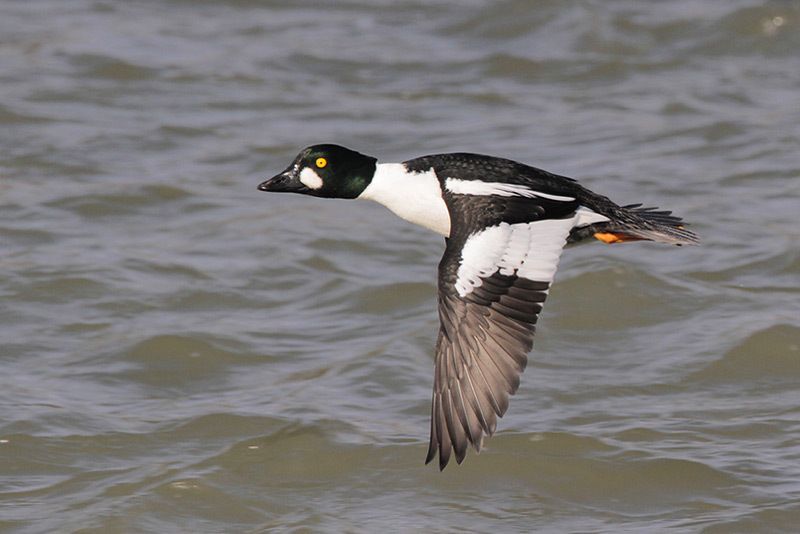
[258, 144, 698, 470]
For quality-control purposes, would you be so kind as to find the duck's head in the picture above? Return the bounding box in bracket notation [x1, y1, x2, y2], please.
[258, 144, 377, 199]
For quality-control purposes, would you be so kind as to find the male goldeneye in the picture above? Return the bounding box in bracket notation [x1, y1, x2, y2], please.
[258, 144, 698, 470]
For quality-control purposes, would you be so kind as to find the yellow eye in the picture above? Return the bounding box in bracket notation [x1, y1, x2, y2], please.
[315, 157, 327, 168]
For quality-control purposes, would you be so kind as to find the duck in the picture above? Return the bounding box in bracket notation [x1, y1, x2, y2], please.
[258, 144, 699, 470]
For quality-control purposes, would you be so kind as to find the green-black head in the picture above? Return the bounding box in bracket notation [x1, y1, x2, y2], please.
[258, 144, 377, 199]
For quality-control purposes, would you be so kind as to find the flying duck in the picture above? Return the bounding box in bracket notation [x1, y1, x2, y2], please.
[258, 144, 698, 470]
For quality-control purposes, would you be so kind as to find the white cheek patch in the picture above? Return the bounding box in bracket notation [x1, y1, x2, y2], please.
[454, 217, 575, 297]
[299, 167, 324, 190]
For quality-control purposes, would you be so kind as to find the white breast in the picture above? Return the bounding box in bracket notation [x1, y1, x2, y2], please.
[358, 163, 451, 237]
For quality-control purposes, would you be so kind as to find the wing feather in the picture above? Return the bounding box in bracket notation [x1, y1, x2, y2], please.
[426, 212, 575, 469]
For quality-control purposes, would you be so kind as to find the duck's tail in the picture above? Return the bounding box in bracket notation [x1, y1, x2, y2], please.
[568, 204, 700, 246]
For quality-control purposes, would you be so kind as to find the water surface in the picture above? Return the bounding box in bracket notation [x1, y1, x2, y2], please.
[1, 1, 799, 532]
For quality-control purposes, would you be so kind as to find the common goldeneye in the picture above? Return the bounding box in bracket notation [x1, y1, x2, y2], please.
[258, 144, 698, 470]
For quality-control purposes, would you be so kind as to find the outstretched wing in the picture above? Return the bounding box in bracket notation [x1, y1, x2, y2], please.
[426, 178, 584, 470]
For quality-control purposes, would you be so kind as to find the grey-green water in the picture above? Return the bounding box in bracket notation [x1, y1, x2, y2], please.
[1, 1, 799, 532]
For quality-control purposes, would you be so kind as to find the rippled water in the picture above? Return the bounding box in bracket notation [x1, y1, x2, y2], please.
[2, 1, 799, 532]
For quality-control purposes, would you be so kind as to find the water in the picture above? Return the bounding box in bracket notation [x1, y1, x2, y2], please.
[1, 0, 799, 531]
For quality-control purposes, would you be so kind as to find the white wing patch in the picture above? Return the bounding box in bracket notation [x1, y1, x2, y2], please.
[454, 217, 576, 298]
[445, 178, 575, 202]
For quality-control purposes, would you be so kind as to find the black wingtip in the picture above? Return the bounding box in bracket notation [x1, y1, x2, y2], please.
[425, 448, 435, 466]
[439, 456, 448, 471]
